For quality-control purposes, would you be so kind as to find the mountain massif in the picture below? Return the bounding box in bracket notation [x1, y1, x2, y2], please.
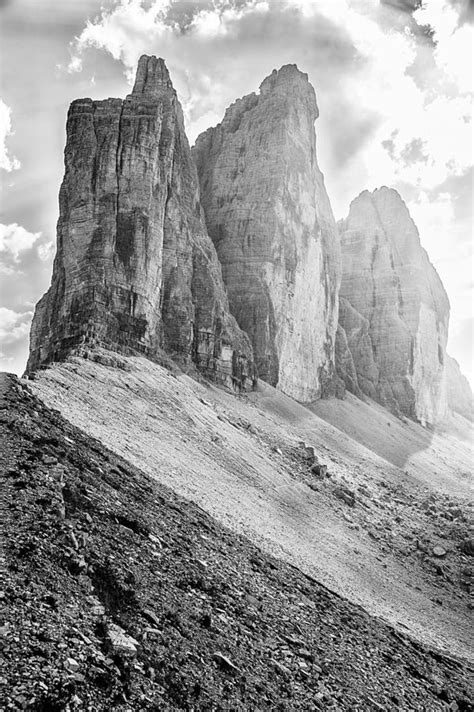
[26, 55, 471, 427]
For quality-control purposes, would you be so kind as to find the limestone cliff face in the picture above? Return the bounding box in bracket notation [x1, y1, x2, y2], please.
[338, 188, 449, 425]
[445, 355, 474, 422]
[192, 65, 340, 402]
[27, 56, 255, 391]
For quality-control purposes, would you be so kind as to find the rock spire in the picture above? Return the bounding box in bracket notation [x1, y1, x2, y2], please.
[337, 187, 449, 425]
[193, 64, 341, 402]
[27, 56, 256, 391]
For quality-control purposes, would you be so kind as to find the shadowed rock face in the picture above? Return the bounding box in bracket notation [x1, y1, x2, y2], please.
[27, 56, 255, 391]
[445, 354, 474, 422]
[338, 188, 449, 425]
[193, 65, 340, 402]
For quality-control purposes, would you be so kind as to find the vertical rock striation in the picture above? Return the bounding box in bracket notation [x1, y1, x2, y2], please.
[27, 56, 255, 391]
[337, 187, 449, 425]
[193, 65, 340, 402]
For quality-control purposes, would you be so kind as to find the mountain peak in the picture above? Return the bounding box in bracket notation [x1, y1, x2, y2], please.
[259, 64, 317, 119]
[26, 54, 255, 390]
[132, 55, 174, 96]
[259, 63, 310, 94]
[193, 61, 337, 402]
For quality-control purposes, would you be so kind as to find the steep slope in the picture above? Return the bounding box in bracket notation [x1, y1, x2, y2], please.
[338, 187, 449, 425]
[445, 354, 474, 422]
[27, 353, 474, 667]
[26, 55, 255, 392]
[3, 372, 473, 710]
[193, 65, 340, 402]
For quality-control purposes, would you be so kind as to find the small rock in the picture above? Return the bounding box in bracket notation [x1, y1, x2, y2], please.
[64, 657, 80, 672]
[144, 628, 162, 639]
[334, 487, 356, 507]
[106, 624, 139, 657]
[366, 696, 385, 711]
[148, 533, 163, 548]
[432, 546, 447, 558]
[299, 443, 317, 463]
[143, 608, 160, 627]
[297, 648, 314, 662]
[311, 464, 327, 478]
[283, 635, 305, 647]
[460, 538, 474, 556]
[213, 652, 239, 674]
[272, 660, 291, 677]
[42, 454, 58, 466]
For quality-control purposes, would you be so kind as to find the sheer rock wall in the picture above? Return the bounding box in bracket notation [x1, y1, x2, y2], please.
[27, 56, 255, 391]
[337, 188, 449, 425]
[193, 65, 340, 402]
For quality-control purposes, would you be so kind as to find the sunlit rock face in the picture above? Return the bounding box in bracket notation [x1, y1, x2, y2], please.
[27, 56, 255, 391]
[338, 187, 449, 425]
[445, 355, 474, 422]
[193, 65, 341, 402]
[336, 298, 374, 400]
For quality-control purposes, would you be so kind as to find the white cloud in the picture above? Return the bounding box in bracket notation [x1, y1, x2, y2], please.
[38, 240, 55, 262]
[0, 223, 42, 262]
[67, 0, 472, 190]
[0, 307, 32, 345]
[0, 100, 21, 172]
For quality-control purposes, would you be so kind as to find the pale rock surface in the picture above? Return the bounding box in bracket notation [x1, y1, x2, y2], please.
[445, 354, 474, 422]
[338, 188, 449, 425]
[334, 321, 361, 399]
[193, 65, 340, 402]
[27, 56, 255, 391]
[337, 297, 377, 400]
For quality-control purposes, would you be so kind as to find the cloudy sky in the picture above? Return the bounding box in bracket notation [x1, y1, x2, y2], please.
[0, 0, 472, 386]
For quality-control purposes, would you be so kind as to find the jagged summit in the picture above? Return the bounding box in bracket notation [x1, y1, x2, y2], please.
[352, 186, 422, 236]
[259, 64, 318, 117]
[131, 55, 174, 96]
[260, 63, 309, 86]
[259, 64, 316, 101]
